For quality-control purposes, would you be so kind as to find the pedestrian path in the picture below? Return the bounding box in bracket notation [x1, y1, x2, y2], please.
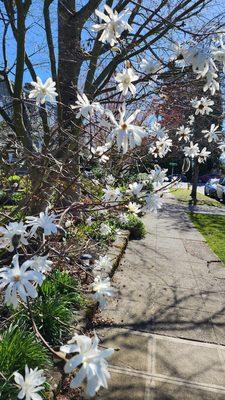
[97, 203, 225, 399]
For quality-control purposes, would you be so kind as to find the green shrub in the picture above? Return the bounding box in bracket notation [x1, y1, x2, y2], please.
[7, 175, 21, 185]
[118, 214, 146, 240]
[11, 191, 26, 204]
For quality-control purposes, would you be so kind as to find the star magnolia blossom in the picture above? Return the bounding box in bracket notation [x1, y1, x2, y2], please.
[140, 59, 161, 78]
[72, 93, 103, 119]
[91, 142, 112, 164]
[191, 97, 214, 115]
[29, 77, 57, 105]
[150, 166, 168, 185]
[127, 182, 143, 196]
[118, 212, 129, 225]
[109, 107, 146, 154]
[100, 223, 112, 236]
[126, 201, 142, 214]
[150, 122, 168, 139]
[26, 255, 53, 274]
[198, 147, 211, 163]
[115, 67, 138, 96]
[60, 333, 114, 397]
[26, 208, 58, 236]
[92, 5, 132, 46]
[202, 124, 220, 143]
[93, 255, 112, 275]
[0, 254, 43, 309]
[176, 125, 191, 142]
[183, 142, 200, 158]
[150, 135, 172, 158]
[145, 193, 162, 213]
[188, 115, 195, 125]
[218, 141, 225, 154]
[92, 276, 116, 309]
[203, 69, 219, 95]
[212, 46, 225, 73]
[102, 186, 122, 203]
[0, 221, 28, 252]
[14, 365, 46, 400]
[105, 174, 115, 185]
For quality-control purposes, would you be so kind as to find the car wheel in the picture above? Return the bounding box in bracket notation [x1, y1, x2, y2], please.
[204, 188, 208, 196]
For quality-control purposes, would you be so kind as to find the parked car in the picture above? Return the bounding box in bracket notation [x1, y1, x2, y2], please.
[216, 177, 225, 202]
[204, 178, 220, 197]
[199, 173, 221, 184]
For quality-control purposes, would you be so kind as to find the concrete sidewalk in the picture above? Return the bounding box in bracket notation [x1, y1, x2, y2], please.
[97, 205, 225, 399]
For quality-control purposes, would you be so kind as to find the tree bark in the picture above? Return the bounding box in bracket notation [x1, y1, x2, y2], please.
[191, 159, 199, 205]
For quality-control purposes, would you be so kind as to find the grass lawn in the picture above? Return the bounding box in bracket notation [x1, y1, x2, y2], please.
[170, 188, 225, 208]
[190, 213, 225, 264]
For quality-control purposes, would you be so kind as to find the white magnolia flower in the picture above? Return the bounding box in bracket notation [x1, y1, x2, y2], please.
[26, 208, 58, 236]
[171, 42, 188, 64]
[202, 124, 220, 143]
[191, 97, 214, 115]
[140, 59, 160, 78]
[105, 174, 115, 185]
[92, 5, 132, 46]
[0, 254, 43, 309]
[218, 141, 225, 154]
[150, 166, 168, 185]
[149, 135, 172, 158]
[91, 142, 111, 164]
[26, 255, 53, 274]
[126, 201, 142, 214]
[102, 186, 122, 203]
[127, 182, 143, 196]
[14, 365, 46, 400]
[145, 193, 162, 213]
[100, 223, 112, 236]
[72, 93, 103, 119]
[203, 69, 219, 95]
[198, 147, 211, 163]
[93, 255, 112, 275]
[188, 115, 195, 126]
[29, 77, 57, 105]
[0, 221, 28, 252]
[176, 125, 191, 142]
[212, 47, 225, 72]
[86, 216, 93, 226]
[60, 333, 114, 397]
[109, 107, 146, 154]
[115, 67, 138, 96]
[92, 276, 116, 309]
[185, 45, 213, 77]
[118, 212, 129, 225]
[150, 122, 168, 139]
[183, 142, 200, 158]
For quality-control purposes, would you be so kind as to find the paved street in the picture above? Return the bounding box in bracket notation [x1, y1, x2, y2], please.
[97, 202, 225, 399]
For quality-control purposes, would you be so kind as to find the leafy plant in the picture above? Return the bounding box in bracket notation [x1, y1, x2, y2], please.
[117, 214, 146, 239]
[0, 324, 51, 377]
[16, 271, 86, 346]
[11, 191, 26, 204]
[7, 175, 21, 185]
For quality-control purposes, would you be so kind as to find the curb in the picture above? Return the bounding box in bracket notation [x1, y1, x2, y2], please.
[107, 230, 130, 277]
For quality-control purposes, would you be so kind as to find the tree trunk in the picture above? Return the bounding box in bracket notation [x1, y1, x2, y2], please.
[191, 159, 199, 205]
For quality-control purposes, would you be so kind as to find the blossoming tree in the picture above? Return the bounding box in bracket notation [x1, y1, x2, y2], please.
[0, 0, 225, 398]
